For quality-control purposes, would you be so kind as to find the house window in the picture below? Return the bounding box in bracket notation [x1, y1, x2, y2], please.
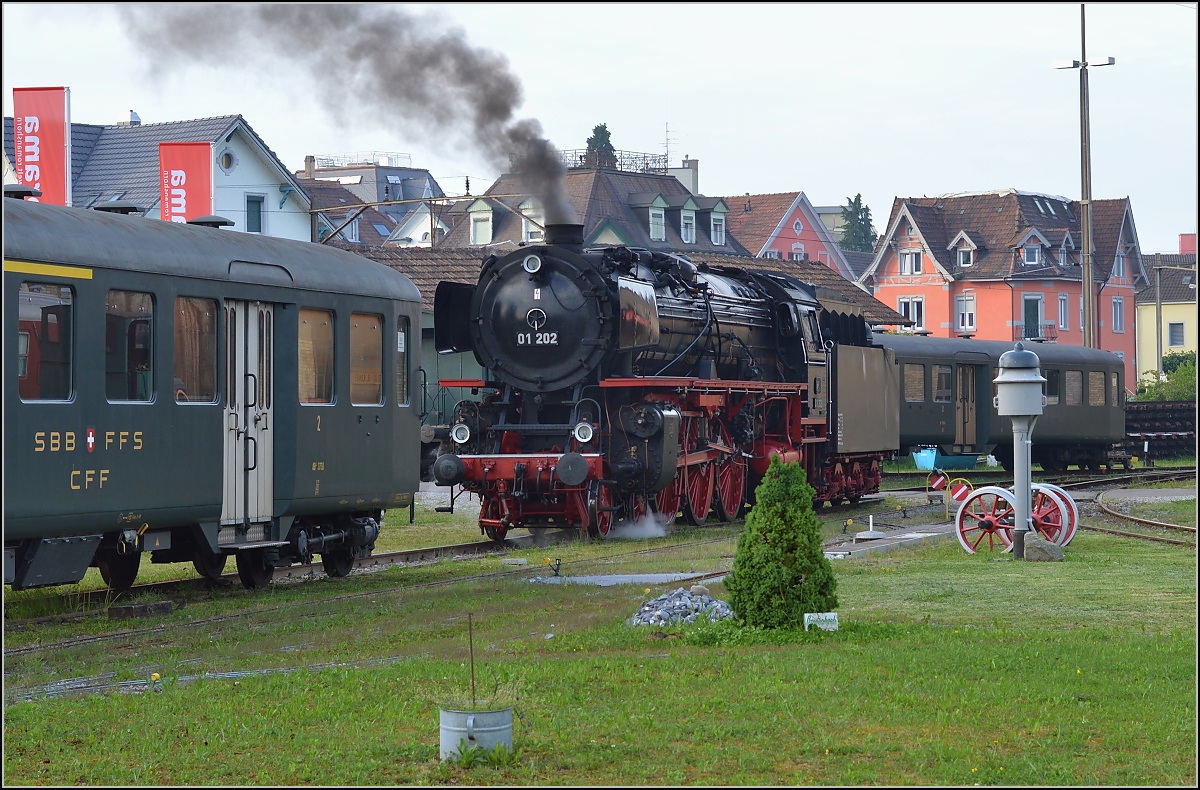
[1113, 251, 1126, 277]
[955, 295, 976, 331]
[341, 217, 360, 243]
[246, 195, 264, 234]
[1168, 322, 1185, 347]
[711, 215, 725, 246]
[793, 219, 804, 235]
[790, 244, 806, 261]
[1058, 294, 1069, 330]
[470, 213, 492, 245]
[649, 208, 665, 241]
[763, 250, 781, 260]
[1024, 245, 1040, 265]
[1111, 296, 1124, 333]
[957, 248, 972, 267]
[899, 252, 922, 275]
[681, 211, 696, 244]
[898, 297, 924, 331]
[1047, 202, 1057, 217]
[1079, 296, 1084, 332]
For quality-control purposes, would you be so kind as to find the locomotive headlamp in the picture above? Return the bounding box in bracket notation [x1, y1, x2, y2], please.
[450, 423, 472, 444]
[573, 422, 595, 444]
[522, 254, 543, 274]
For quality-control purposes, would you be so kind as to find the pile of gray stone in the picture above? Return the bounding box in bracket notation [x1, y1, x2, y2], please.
[627, 585, 736, 627]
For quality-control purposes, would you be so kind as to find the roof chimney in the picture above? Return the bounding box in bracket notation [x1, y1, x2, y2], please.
[117, 110, 141, 127]
[305, 155, 316, 179]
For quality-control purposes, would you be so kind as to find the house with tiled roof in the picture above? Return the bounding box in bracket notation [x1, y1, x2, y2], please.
[438, 158, 749, 256]
[296, 177, 398, 246]
[1135, 250, 1197, 382]
[720, 192, 858, 282]
[857, 189, 1147, 384]
[294, 153, 451, 247]
[3, 113, 312, 240]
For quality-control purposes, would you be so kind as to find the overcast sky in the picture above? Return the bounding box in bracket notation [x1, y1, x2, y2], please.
[3, 2, 1196, 253]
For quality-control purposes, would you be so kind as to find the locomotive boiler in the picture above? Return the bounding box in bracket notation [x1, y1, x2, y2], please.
[430, 224, 898, 540]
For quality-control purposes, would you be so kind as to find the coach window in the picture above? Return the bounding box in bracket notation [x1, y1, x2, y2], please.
[933, 365, 952, 403]
[1087, 371, 1105, 406]
[1043, 369, 1061, 405]
[1065, 370, 1083, 406]
[1110, 372, 1120, 407]
[299, 308, 335, 404]
[106, 290, 155, 402]
[395, 316, 410, 405]
[17, 283, 74, 401]
[903, 363, 925, 402]
[350, 313, 384, 405]
[174, 297, 218, 402]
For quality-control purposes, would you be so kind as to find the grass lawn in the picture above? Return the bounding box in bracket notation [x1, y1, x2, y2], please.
[3, 513, 1195, 786]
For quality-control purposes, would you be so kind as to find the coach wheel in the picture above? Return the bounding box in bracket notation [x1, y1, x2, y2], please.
[1028, 486, 1071, 547]
[654, 478, 682, 528]
[321, 549, 356, 578]
[98, 550, 141, 592]
[192, 547, 228, 581]
[955, 486, 1017, 554]
[1034, 482, 1079, 546]
[681, 419, 715, 526]
[713, 421, 746, 522]
[586, 480, 614, 539]
[236, 548, 273, 590]
[484, 526, 507, 542]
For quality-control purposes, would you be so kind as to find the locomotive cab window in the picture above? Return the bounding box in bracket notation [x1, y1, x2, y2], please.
[395, 315, 410, 406]
[105, 290, 155, 402]
[299, 308, 335, 404]
[904, 363, 926, 402]
[17, 282, 74, 401]
[350, 313, 383, 405]
[174, 297, 218, 402]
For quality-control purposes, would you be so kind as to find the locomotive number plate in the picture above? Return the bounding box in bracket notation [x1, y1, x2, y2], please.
[516, 332, 559, 346]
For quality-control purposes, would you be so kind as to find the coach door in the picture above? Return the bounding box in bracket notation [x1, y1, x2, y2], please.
[955, 364, 977, 450]
[222, 300, 274, 530]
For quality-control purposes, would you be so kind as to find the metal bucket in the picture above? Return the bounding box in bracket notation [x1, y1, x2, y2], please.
[439, 706, 513, 760]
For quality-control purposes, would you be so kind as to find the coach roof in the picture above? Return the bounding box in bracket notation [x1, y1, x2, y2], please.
[3, 199, 419, 303]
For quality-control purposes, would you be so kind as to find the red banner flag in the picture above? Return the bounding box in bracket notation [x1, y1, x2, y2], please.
[158, 142, 213, 223]
[12, 87, 71, 205]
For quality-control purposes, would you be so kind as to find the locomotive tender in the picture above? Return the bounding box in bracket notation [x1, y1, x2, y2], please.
[430, 224, 900, 540]
[4, 194, 422, 591]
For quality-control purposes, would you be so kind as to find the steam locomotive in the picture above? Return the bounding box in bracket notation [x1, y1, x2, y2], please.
[428, 224, 899, 540]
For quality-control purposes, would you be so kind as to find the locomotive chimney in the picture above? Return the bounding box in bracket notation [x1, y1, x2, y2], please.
[544, 223, 584, 253]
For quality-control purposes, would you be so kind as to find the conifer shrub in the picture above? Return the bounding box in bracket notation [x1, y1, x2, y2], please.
[724, 456, 837, 628]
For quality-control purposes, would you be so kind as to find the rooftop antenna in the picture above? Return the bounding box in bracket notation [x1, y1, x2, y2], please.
[664, 121, 677, 165]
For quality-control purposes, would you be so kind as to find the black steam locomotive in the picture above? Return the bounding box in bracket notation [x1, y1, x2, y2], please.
[429, 224, 899, 540]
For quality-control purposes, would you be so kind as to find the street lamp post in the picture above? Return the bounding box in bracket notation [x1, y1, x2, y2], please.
[1055, 4, 1114, 349]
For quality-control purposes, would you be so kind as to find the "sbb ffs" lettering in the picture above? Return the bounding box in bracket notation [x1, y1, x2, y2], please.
[34, 432, 76, 452]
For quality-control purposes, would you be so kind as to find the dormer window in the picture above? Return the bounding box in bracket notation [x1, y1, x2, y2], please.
[649, 208, 666, 241]
[1024, 245, 1041, 265]
[681, 210, 696, 244]
[711, 214, 726, 246]
[958, 248, 973, 267]
[519, 198, 545, 243]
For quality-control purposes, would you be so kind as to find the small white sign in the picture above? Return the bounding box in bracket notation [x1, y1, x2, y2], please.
[804, 612, 839, 632]
[397, 332, 405, 352]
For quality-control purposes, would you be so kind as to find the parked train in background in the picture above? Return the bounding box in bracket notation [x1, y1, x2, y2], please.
[427, 223, 900, 541]
[4, 189, 422, 592]
[875, 333, 1128, 472]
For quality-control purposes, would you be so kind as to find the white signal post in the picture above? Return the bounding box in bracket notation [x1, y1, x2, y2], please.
[993, 343, 1046, 559]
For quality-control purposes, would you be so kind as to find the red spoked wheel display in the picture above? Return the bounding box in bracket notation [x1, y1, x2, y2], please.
[1026, 485, 1071, 547]
[1033, 482, 1079, 546]
[955, 486, 1017, 554]
[712, 420, 746, 522]
[680, 418, 715, 526]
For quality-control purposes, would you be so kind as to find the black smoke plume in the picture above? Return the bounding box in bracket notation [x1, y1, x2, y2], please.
[119, 4, 577, 222]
